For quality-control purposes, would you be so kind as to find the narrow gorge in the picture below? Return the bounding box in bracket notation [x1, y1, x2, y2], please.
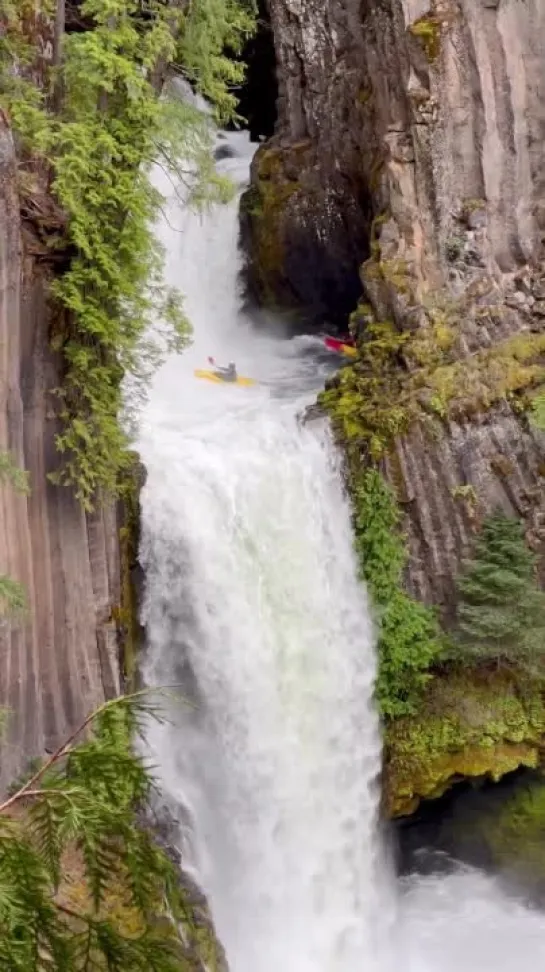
[2, 0, 545, 969]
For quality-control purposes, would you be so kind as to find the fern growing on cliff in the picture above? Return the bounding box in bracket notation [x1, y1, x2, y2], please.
[1, 0, 255, 509]
[454, 513, 545, 667]
[0, 693, 198, 971]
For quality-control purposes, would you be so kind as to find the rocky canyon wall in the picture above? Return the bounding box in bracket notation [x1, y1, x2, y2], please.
[0, 116, 123, 790]
[255, 0, 545, 295]
[250, 0, 545, 609]
[249, 0, 545, 812]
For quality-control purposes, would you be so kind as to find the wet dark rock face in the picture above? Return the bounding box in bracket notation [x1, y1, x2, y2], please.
[240, 141, 371, 329]
[396, 770, 545, 903]
[235, 0, 279, 144]
[239, 0, 374, 329]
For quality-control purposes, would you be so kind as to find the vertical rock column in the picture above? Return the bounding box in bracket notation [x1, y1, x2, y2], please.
[0, 116, 122, 789]
[242, 0, 373, 325]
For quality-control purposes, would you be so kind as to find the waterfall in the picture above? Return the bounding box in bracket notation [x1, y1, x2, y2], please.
[139, 130, 545, 971]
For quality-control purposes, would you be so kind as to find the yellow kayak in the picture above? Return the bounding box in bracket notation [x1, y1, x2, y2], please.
[194, 369, 257, 387]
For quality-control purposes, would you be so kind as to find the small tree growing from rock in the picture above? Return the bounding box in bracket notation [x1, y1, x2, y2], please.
[454, 513, 545, 668]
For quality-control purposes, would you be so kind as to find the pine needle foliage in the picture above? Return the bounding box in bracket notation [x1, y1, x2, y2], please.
[352, 468, 442, 718]
[454, 513, 545, 668]
[0, 693, 198, 971]
[0, 0, 255, 509]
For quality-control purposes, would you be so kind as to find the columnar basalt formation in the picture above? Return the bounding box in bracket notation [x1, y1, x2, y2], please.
[0, 116, 123, 789]
[252, 0, 545, 811]
[252, 0, 545, 603]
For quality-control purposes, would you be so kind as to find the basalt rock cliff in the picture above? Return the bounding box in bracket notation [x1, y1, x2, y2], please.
[247, 0, 545, 812]
[0, 115, 127, 791]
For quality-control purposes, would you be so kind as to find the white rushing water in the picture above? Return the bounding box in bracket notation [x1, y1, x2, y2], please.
[139, 130, 545, 971]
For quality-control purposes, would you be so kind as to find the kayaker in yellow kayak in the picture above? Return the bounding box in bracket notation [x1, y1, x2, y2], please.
[208, 356, 237, 382]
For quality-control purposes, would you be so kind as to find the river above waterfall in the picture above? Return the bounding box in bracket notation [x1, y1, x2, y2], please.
[139, 130, 545, 971]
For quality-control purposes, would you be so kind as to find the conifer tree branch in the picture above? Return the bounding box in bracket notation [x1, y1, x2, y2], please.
[0, 687, 186, 814]
[0, 686, 199, 970]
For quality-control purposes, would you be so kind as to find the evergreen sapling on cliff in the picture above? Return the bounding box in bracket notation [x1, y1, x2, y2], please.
[454, 513, 545, 668]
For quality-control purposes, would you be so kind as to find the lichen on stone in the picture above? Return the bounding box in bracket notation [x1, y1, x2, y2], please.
[320, 290, 545, 458]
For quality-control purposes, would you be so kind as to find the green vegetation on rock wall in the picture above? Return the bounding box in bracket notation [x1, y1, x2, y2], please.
[350, 468, 442, 719]
[117, 455, 146, 692]
[384, 669, 545, 816]
[320, 308, 545, 460]
[319, 320, 410, 460]
[342, 451, 545, 816]
[1, 0, 255, 509]
[0, 451, 30, 617]
[470, 776, 545, 889]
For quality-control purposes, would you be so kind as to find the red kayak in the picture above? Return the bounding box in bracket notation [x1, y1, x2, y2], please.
[323, 336, 357, 358]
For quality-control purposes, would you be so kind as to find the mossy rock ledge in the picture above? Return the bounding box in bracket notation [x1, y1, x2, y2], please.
[384, 667, 545, 817]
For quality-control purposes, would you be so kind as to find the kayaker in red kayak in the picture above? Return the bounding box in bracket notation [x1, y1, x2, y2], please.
[323, 335, 357, 356]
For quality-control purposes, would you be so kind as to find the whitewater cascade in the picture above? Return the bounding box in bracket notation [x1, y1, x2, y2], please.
[139, 130, 545, 972]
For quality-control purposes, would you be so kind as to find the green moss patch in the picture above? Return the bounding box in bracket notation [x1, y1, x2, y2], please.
[473, 777, 545, 887]
[320, 303, 545, 458]
[416, 332, 545, 420]
[114, 453, 144, 690]
[408, 15, 442, 61]
[319, 319, 413, 460]
[351, 468, 443, 718]
[384, 668, 545, 816]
